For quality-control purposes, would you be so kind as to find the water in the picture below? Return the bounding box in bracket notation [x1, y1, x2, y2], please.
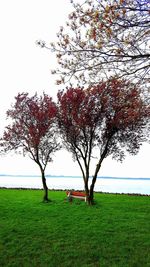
[0, 175, 150, 195]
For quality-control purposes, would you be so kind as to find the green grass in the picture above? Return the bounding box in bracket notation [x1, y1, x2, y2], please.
[0, 189, 150, 267]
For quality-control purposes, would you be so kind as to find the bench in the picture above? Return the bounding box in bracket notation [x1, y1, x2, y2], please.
[66, 191, 87, 202]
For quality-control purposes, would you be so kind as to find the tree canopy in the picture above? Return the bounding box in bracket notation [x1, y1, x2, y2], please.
[38, 0, 150, 87]
[57, 78, 149, 204]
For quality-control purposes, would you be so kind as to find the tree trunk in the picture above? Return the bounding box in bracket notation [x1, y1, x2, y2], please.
[89, 175, 97, 205]
[40, 169, 49, 202]
[89, 159, 103, 205]
[84, 179, 90, 203]
[83, 174, 96, 205]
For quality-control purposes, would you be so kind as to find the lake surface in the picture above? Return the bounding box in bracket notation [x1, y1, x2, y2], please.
[0, 175, 150, 195]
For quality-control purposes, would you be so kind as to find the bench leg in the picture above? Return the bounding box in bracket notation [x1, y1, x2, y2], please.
[67, 195, 73, 202]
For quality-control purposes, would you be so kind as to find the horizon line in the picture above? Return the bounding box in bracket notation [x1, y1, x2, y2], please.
[0, 174, 150, 180]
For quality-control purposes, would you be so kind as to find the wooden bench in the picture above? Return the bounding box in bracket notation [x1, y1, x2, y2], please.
[66, 191, 87, 202]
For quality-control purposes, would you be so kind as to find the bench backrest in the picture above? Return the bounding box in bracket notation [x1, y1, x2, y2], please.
[66, 191, 86, 197]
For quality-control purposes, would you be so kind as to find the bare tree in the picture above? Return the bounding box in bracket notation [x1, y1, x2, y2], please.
[37, 0, 150, 87]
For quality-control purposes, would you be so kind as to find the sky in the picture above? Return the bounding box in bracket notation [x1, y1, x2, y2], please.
[0, 0, 149, 178]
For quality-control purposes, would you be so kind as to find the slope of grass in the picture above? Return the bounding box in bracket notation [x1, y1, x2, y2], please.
[0, 189, 150, 267]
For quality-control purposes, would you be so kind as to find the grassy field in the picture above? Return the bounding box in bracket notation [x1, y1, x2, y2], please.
[0, 189, 150, 267]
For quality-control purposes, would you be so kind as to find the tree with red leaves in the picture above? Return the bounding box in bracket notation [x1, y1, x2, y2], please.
[37, 0, 150, 87]
[0, 92, 59, 202]
[57, 78, 149, 205]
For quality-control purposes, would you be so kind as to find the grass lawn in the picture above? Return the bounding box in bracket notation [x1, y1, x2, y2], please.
[0, 189, 150, 267]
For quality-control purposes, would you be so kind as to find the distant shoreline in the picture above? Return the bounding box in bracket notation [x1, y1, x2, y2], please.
[0, 187, 149, 196]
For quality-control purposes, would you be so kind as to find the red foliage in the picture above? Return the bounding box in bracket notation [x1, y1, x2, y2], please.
[58, 79, 148, 156]
[1, 92, 59, 167]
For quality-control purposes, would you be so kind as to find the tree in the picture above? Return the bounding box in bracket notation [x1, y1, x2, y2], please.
[0, 92, 59, 202]
[57, 78, 149, 205]
[37, 0, 150, 86]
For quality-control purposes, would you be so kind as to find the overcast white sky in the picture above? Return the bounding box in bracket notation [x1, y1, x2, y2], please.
[0, 0, 149, 177]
